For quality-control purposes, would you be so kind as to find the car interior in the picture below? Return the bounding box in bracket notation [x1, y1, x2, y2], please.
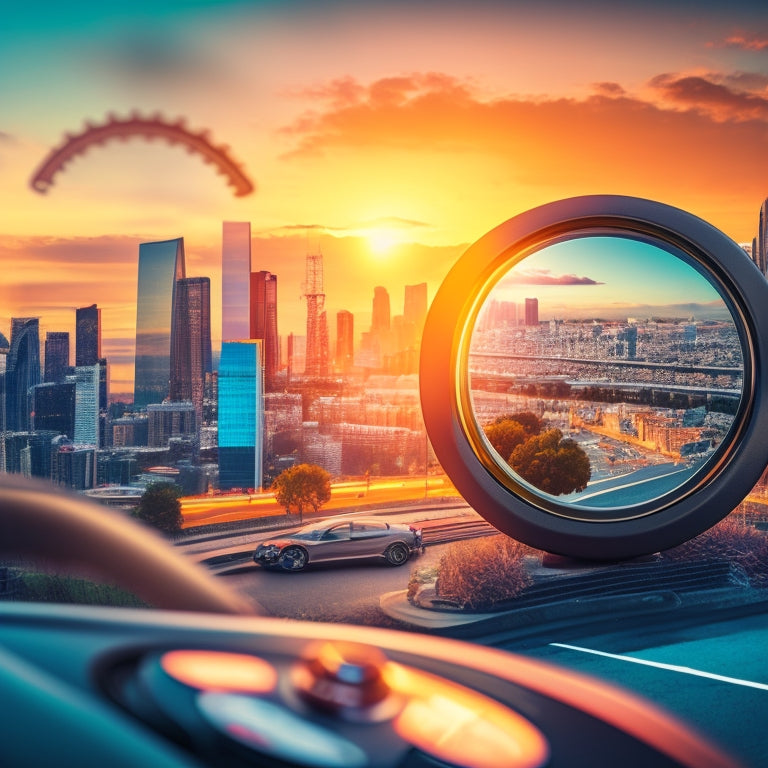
[2, 2, 767, 767]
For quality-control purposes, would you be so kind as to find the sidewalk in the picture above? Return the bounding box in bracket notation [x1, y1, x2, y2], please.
[379, 589, 499, 628]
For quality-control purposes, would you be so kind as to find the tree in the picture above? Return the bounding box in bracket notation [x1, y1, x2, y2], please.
[132, 482, 183, 534]
[509, 428, 591, 496]
[271, 463, 332, 522]
[484, 411, 542, 460]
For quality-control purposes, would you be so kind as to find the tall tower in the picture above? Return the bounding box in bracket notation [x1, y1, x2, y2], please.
[133, 238, 186, 409]
[73, 364, 100, 446]
[250, 270, 279, 391]
[403, 283, 428, 333]
[44, 331, 70, 383]
[304, 253, 329, 377]
[371, 286, 391, 332]
[525, 297, 539, 327]
[222, 222, 252, 342]
[218, 340, 264, 491]
[755, 199, 768, 276]
[6, 317, 41, 432]
[75, 304, 101, 366]
[336, 310, 354, 372]
[171, 276, 212, 421]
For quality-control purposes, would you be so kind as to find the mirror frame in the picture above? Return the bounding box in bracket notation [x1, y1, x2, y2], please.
[420, 196, 768, 560]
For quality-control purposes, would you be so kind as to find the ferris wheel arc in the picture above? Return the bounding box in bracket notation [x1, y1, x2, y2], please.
[29, 113, 255, 197]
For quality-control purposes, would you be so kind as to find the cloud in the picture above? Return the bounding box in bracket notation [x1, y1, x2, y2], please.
[0, 131, 14, 142]
[717, 34, 768, 51]
[650, 73, 768, 121]
[0, 235, 142, 265]
[503, 270, 604, 286]
[592, 82, 626, 97]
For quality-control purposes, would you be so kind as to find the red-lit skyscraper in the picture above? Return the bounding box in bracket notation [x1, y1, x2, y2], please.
[250, 270, 279, 391]
[525, 297, 539, 327]
[304, 253, 329, 377]
[75, 304, 101, 366]
[44, 331, 70, 383]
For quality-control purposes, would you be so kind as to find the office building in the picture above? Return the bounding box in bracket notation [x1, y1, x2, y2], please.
[133, 238, 186, 409]
[218, 340, 263, 491]
[336, 310, 354, 372]
[403, 283, 428, 333]
[31, 381, 76, 437]
[171, 276, 212, 419]
[222, 222, 251, 341]
[753, 199, 768, 276]
[75, 304, 101, 366]
[525, 297, 539, 327]
[44, 331, 70, 383]
[147, 401, 196, 447]
[250, 270, 279, 391]
[304, 253, 329, 377]
[73, 364, 100, 446]
[51, 436, 95, 490]
[6, 317, 41, 432]
[372, 286, 391, 332]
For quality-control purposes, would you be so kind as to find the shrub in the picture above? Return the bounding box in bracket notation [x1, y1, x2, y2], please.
[663, 516, 768, 587]
[435, 535, 537, 610]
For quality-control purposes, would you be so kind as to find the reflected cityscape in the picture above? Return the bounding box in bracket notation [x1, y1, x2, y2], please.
[470, 236, 744, 510]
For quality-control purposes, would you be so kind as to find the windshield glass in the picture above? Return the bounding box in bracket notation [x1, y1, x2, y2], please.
[3, 3, 768, 767]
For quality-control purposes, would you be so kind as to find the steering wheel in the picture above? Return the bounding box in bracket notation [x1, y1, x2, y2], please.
[0, 475, 251, 615]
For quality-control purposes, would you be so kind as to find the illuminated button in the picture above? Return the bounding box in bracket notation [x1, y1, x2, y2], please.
[293, 642, 401, 721]
[160, 650, 277, 694]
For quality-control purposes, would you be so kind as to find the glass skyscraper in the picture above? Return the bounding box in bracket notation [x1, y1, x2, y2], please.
[249, 270, 278, 391]
[74, 364, 100, 446]
[222, 222, 251, 342]
[75, 304, 101, 366]
[6, 317, 41, 432]
[44, 331, 70, 383]
[218, 340, 263, 491]
[134, 238, 186, 409]
[171, 276, 212, 420]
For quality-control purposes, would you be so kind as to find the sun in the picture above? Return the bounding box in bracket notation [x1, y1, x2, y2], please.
[367, 228, 399, 256]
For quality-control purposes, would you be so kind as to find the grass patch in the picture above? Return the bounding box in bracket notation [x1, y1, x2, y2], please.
[15, 572, 147, 608]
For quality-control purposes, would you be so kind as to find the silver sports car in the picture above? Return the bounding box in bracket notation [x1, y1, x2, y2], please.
[253, 518, 424, 571]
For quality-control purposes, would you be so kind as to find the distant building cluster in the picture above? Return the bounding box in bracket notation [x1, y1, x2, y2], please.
[0, 220, 433, 498]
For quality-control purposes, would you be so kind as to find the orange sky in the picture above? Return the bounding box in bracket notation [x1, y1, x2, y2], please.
[2, 2, 768, 392]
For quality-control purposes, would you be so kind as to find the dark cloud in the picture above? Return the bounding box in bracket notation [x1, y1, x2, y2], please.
[1, 235, 142, 265]
[0, 131, 14, 142]
[505, 271, 604, 286]
[650, 73, 768, 121]
[592, 82, 626, 97]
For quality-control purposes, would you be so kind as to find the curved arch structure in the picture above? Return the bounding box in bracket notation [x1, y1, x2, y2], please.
[30, 113, 255, 197]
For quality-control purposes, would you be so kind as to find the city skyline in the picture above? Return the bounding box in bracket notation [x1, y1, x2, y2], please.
[3, 2, 768, 394]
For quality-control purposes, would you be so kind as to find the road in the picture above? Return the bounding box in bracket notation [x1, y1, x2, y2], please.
[220, 544, 448, 624]
[181, 476, 458, 528]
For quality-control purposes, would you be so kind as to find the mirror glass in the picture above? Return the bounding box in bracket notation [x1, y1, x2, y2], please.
[467, 234, 745, 514]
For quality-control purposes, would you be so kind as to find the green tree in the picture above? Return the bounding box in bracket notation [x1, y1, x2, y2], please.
[494, 411, 542, 436]
[484, 411, 542, 460]
[271, 463, 332, 522]
[509, 429, 591, 495]
[132, 482, 183, 534]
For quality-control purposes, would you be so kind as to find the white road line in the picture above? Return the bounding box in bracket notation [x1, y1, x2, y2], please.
[550, 643, 768, 691]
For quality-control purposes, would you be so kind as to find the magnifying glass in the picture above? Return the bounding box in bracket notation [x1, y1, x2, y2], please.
[420, 195, 768, 560]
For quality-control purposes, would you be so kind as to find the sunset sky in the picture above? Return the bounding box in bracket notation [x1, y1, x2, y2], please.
[2, 0, 768, 393]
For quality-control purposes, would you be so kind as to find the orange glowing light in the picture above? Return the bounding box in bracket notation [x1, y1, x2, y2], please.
[384, 662, 549, 768]
[161, 650, 278, 694]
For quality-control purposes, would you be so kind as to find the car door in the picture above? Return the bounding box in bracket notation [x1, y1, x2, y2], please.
[349, 520, 392, 558]
[315, 523, 352, 561]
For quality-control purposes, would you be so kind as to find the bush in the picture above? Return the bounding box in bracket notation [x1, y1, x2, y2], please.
[132, 482, 184, 534]
[663, 516, 768, 587]
[434, 535, 537, 610]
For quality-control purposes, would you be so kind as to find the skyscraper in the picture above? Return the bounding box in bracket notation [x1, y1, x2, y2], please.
[73, 364, 100, 446]
[31, 380, 76, 437]
[171, 276, 212, 419]
[44, 331, 70, 383]
[222, 221, 251, 341]
[525, 297, 539, 327]
[218, 340, 263, 491]
[133, 238, 186, 409]
[250, 270, 279, 391]
[372, 286, 391, 332]
[75, 304, 101, 366]
[336, 310, 354, 372]
[6, 317, 41, 432]
[403, 283, 428, 333]
[304, 253, 329, 377]
[752, 198, 768, 276]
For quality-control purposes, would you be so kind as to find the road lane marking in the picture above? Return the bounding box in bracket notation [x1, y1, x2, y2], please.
[550, 643, 768, 691]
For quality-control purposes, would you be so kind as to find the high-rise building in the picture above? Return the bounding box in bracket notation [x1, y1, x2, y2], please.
[336, 310, 354, 372]
[171, 276, 212, 419]
[218, 340, 263, 491]
[754, 199, 768, 276]
[75, 304, 101, 366]
[147, 401, 196, 447]
[73, 364, 100, 446]
[250, 270, 279, 391]
[31, 381, 76, 437]
[372, 286, 391, 332]
[44, 331, 70, 383]
[222, 222, 251, 341]
[304, 253, 329, 377]
[525, 297, 539, 327]
[134, 238, 186, 409]
[51, 436, 96, 490]
[403, 283, 428, 333]
[6, 317, 41, 432]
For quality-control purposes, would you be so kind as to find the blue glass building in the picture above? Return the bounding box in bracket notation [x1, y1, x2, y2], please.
[218, 340, 263, 491]
[134, 238, 186, 409]
[5, 317, 41, 432]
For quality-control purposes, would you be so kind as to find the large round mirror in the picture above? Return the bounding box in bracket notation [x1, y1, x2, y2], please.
[421, 196, 768, 560]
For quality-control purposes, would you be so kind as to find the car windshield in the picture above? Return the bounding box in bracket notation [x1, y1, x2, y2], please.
[3, 3, 768, 767]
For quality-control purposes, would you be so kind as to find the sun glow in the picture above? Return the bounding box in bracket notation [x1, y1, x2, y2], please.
[367, 228, 400, 256]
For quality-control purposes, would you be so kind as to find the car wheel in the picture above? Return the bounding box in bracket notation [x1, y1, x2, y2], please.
[278, 546, 308, 571]
[385, 542, 409, 566]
